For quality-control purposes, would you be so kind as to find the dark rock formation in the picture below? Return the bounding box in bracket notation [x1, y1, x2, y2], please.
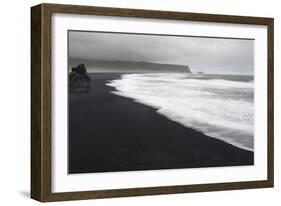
[69, 64, 91, 93]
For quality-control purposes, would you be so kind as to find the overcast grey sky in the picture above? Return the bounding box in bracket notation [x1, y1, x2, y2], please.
[69, 31, 254, 75]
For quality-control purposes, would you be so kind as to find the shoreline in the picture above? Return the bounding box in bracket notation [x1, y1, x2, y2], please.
[68, 73, 254, 174]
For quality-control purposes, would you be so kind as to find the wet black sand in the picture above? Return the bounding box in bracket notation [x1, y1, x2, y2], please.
[68, 73, 254, 174]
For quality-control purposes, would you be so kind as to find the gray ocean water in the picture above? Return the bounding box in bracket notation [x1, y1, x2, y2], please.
[107, 73, 254, 151]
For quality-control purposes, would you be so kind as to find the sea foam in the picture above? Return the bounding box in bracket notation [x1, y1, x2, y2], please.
[107, 73, 254, 151]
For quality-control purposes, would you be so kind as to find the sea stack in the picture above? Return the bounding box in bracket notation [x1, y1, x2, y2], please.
[69, 64, 91, 93]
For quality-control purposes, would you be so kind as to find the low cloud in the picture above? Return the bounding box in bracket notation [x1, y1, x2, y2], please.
[69, 31, 254, 75]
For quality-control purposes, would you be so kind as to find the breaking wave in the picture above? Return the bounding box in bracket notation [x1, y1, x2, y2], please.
[107, 73, 254, 151]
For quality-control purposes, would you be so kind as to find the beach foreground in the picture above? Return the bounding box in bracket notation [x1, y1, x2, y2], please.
[68, 73, 254, 174]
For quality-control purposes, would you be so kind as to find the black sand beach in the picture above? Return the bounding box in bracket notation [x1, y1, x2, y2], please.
[68, 73, 254, 174]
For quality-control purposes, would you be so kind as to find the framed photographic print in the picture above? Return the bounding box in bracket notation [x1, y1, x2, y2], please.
[31, 3, 274, 202]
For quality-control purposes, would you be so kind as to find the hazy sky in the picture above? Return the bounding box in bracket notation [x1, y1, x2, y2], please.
[69, 31, 254, 75]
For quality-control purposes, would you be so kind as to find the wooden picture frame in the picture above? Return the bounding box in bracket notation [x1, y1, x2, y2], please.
[31, 3, 274, 202]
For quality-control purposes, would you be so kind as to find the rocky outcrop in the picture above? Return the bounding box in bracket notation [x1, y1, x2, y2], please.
[69, 64, 91, 93]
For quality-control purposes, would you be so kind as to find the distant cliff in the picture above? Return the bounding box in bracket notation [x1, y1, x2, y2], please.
[69, 59, 191, 73]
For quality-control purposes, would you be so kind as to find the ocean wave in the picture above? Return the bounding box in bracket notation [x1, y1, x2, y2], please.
[107, 73, 254, 151]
